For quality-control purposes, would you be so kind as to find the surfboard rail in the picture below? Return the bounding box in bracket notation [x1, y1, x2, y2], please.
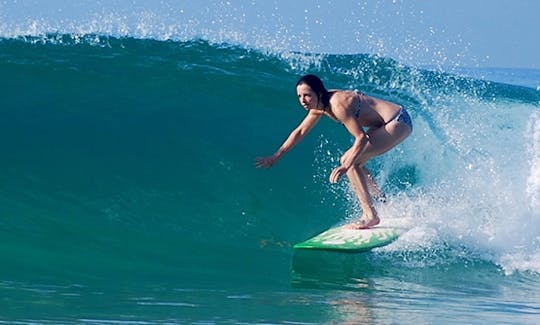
[293, 226, 404, 252]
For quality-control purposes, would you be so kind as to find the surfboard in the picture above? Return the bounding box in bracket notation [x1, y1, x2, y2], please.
[293, 225, 403, 252]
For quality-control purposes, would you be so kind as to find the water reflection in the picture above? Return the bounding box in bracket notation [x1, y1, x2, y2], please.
[291, 249, 380, 289]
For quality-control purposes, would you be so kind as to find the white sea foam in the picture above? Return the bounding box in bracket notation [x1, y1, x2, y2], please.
[380, 97, 540, 274]
[526, 111, 540, 209]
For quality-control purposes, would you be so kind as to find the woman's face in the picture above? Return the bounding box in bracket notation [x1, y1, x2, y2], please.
[296, 83, 318, 111]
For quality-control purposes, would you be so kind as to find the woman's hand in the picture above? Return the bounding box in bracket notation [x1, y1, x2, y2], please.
[329, 165, 348, 183]
[255, 155, 279, 168]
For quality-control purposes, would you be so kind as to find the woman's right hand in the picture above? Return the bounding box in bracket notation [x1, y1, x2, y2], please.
[255, 155, 279, 168]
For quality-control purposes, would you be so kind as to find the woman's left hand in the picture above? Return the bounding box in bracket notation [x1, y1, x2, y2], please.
[329, 166, 348, 183]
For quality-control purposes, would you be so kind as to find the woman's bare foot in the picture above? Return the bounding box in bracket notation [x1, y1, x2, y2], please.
[345, 214, 380, 229]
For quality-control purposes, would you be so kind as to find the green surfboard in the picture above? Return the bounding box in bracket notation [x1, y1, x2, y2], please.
[294, 225, 403, 252]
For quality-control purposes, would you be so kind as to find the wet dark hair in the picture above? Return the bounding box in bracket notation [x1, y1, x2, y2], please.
[296, 74, 330, 109]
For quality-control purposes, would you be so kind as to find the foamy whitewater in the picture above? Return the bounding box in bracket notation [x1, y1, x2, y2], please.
[1, 2, 539, 324]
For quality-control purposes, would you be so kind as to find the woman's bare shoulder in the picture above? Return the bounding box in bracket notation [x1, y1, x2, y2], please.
[329, 90, 358, 105]
[329, 89, 354, 99]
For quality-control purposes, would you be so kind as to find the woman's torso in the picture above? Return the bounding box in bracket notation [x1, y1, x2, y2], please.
[325, 90, 401, 128]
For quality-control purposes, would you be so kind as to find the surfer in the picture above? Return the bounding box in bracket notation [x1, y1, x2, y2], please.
[256, 74, 412, 229]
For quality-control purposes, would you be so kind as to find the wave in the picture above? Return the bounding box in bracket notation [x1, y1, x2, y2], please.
[1, 35, 539, 278]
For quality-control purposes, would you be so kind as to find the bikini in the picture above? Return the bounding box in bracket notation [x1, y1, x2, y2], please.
[387, 106, 413, 130]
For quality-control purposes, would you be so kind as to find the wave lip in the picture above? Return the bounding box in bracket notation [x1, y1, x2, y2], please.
[0, 3, 302, 55]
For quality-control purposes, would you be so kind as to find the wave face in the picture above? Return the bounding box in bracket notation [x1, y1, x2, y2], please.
[0, 34, 540, 321]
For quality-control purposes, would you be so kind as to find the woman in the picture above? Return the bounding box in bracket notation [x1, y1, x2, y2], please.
[256, 74, 412, 229]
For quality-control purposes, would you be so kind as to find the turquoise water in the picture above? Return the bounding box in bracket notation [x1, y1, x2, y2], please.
[1, 35, 540, 324]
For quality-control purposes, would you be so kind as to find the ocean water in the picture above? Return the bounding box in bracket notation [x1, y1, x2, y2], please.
[1, 31, 540, 325]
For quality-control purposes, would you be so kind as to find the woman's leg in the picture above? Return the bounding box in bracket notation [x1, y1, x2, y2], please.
[363, 166, 386, 201]
[363, 121, 412, 158]
[346, 165, 380, 229]
[345, 121, 412, 229]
